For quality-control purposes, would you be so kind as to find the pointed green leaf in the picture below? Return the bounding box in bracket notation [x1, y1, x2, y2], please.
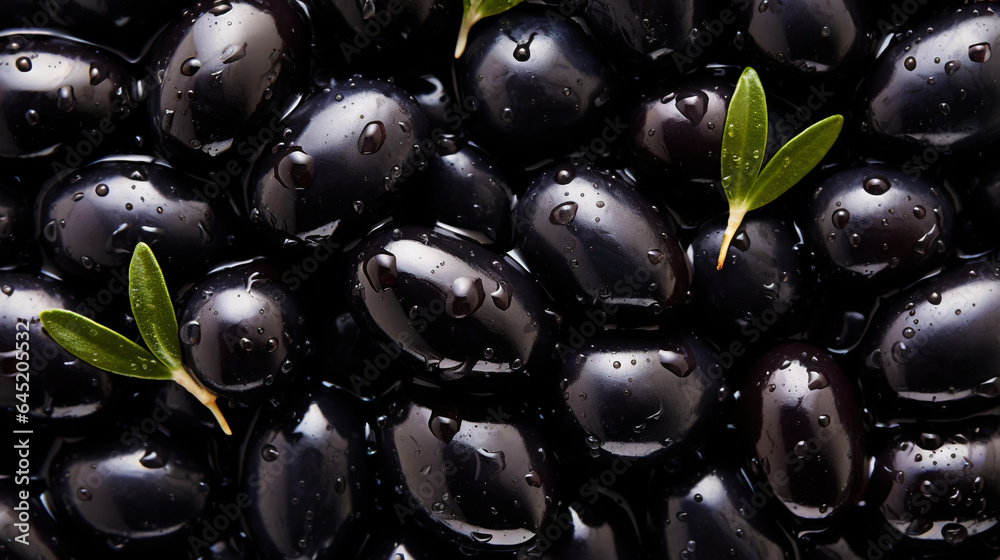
[747, 115, 844, 212]
[128, 242, 182, 370]
[721, 67, 769, 208]
[39, 309, 174, 380]
[455, 0, 525, 58]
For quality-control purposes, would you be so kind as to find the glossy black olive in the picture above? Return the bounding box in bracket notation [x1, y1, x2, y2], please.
[0, 32, 134, 164]
[47, 434, 215, 549]
[736, 0, 870, 80]
[456, 5, 619, 164]
[36, 158, 235, 286]
[863, 6, 1000, 155]
[0, 273, 113, 428]
[346, 225, 555, 388]
[378, 388, 557, 550]
[428, 140, 513, 246]
[803, 164, 955, 292]
[743, 342, 866, 524]
[584, 0, 724, 74]
[0, 482, 77, 560]
[648, 464, 800, 559]
[868, 422, 1000, 549]
[862, 252, 1000, 420]
[556, 330, 728, 463]
[248, 80, 429, 246]
[513, 164, 690, 325]
[176, 259, 306, 402]
[242, 390, 370, 559]
[518, 495, 641, 559]
[691, 211, 813, 339]
[147, 0, 309, 162]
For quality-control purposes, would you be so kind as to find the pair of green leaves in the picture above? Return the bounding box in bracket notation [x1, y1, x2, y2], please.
[717, 67, 844, 270]
[455, 0, 524, 58]
[40, 243, 231, 435]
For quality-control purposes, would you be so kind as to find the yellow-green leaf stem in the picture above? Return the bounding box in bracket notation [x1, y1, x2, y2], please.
[455, 0, 526, 58]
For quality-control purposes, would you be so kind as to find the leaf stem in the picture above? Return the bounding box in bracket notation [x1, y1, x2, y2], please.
[172, 366, 232, 436]
[717, 208, 747, 271]
[455, 12, 475, 58]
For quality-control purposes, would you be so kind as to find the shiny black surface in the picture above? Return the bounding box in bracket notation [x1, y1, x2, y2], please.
[47, 434, 214, 548]
[691, 212, 812, 339]
[742, 342, 866, 523]
[736, 0, 869, 79]
[862, 252, 1000, 419]
[0, 273, 113, 427]
[868, 422, 1000, 548]
[803, 164, 955, 292]
[147, 0, 309, 162]
[249, 79, 428, 246]
[456, 5, 619, 163]
[648, 464, 800, 559]
[513, 164, 689, 325]
[177, 259, 306, 401]
[0, 184, 32, 266]
[863, 6, 1000, 155]
[557, 330, 728, 462]
[346, 225, 555, 388]
[584, 0, 721, 73]
[0, 482, 75, 560]
[516, 496, 640, 559]
[36, 158, 234, 285]
[0, 32, 134, 162]
[378, 388, 557, 550]
[242, 390, 369, 559]
[428, 140, 513, 245]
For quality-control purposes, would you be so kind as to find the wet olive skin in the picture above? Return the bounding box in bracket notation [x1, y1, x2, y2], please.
[691, 212, 812, 339]
[47, 435, 215, 548]
[803, 164, 955, 292]
[242, 390, 369, 560]
[584, 0, 721, 74]
[868, 423, 1000, 548]
[0, 483, 76, 560]
[648, 464, 800, 559]
[736, 0, 869, 79]
[0, 273, 113, 427]
[249, 80, 428, 246]
[379, 389, 557, 551]
[36, 159, 234, 285]
[557, 330, 727, 463]
[862, 252, 1000, 420]
[0, 33, 133, 162]
[148, 0, 309, 162]
[456, 5, 619, 163]
[176, 259, 305, 401]
[428, 141, 513, 246]
[863, 6, 1000, 156]
[346, 225, 555, 388]
[743, 342, 866, 524]
[514, 164, 690, 326]
[518, 496, 641, 559]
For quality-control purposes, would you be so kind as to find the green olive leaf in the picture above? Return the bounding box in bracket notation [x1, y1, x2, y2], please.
[720, 67, 769, 209]
[716, 67, 843, 270]
[455, 0, 525, 58]
[746, 115, 844, 212]
[129, 242, 183, 370]
[39, 309, 174, 380]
